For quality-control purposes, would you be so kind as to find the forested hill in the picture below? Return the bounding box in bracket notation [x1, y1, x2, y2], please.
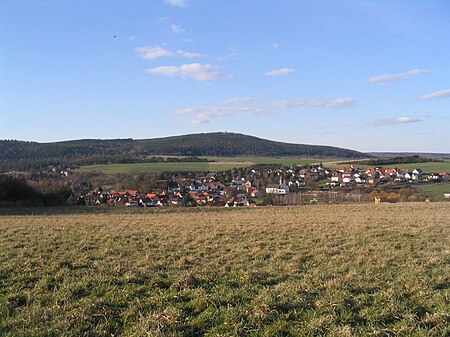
[0, 132, 367, 171]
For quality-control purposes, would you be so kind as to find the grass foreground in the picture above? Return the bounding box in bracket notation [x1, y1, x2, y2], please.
[1, 203, 449, 336]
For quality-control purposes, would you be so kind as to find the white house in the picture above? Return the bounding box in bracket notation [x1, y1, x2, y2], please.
[412, 169, 423, 181]
[342, 173, 352, 184]
[266, 183, 290, 195]
[331, 175, 341, 182]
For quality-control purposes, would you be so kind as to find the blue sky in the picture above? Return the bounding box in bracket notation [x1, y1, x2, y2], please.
[1, 0, 449, 152]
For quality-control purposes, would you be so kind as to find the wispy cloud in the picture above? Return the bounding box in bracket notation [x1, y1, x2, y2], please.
[146, 63, 225, 81]
[265, 67, 294, 77]
[129, 35, 136, 41]
[135, 46, 203, 59]
[268, 97, 356, 109]
[175, 105, 268, 124]
[368, 69, 431, 84]
[368, 116, 423, 127]
[420, 89, 450, 100]
[268, 43, 279, 48]
[221, 97, 253, 105]
[163, 0, 187, 7]
[217, 52, 239, 61]
[174, 96, 356, 124]
[170, 23, 185, 34]
[135, 46, 172, 60]
[174, 50, 203, 58]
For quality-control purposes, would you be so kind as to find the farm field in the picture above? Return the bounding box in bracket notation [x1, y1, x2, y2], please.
[416, 182, 450, 199]
[328, 160, 450, 173]
[205, 157, 341, 166]
[76, 162, 210, 174]
[75, 157, 339, 174]
[1, 204, 449, 336]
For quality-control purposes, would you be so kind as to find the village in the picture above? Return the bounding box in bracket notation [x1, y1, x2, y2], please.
[72, 164, 450, 207]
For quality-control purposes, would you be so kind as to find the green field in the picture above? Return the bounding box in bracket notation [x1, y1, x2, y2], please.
[1, 204, 449, 336]
[205, 156, 340, 166]
[328, 160, 450, 173]
[76, 157, 339, 174]
[416, 182, 450, 199]
[76, 162, 210, 174]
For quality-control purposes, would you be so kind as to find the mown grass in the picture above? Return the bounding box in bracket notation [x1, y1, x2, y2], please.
[204, 157, 340, 166]
[328, 160, 450, 173]
[416, 182, 450, 199]
[76, 162, 210, 174]
[75, 157, 339, 174]
[1, 203, 449, 336]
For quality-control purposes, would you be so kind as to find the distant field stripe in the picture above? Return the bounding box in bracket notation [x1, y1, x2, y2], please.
[76, 157, 342, 173]
[416, 182, 450, 199]
[76, 162, 209, 173]
[327, 160, 450, 173]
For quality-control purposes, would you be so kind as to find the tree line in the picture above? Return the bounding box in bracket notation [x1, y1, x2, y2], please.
[345, 155, 441, 166]
[0, 175, 73, 206]
[0, 133, 366, 171]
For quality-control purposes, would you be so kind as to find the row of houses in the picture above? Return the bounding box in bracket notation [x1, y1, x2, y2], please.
[327, 166, 449, 187]
[73, 164, 323, 206]
[72, 163, 450, 206]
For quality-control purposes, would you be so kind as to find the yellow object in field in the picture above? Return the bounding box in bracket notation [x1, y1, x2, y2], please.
[374, 197, 381, 204]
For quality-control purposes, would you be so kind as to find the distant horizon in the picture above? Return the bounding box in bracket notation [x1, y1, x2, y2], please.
[2, 131, 449, 155]
[1, 1, 449, 152]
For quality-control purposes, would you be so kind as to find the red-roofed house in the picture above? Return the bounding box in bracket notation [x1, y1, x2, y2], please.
[251, 189, 262, 198]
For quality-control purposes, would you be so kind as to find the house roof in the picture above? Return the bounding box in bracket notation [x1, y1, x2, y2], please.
[266, 184, 288, 189]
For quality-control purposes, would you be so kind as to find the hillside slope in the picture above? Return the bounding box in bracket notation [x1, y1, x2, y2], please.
[0, 132, 367, 171]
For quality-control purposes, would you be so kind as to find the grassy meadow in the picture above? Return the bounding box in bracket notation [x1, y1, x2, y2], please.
[75, 157, 339, 174]
[327, 160, 450, 174]
[1, 203, 449, 336]
[416, 182, 450, 199]
[76, 162, 210, 174]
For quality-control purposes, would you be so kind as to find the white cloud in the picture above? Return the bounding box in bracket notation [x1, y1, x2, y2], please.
[146, 63, 225, 81]
[170, 23, 185, 34]
[176, 105, 268, 124]
[135, 46, 172, 60]
[268, 43, 279, 48]
[221, 97, 253, 105]
[174, 107, 204, 115]
[164, 0, 187, 7]
[265, 67, 294, 77]
[129, 35, 136, 40]
[368, 69, 431, 84]
[173, 96, 355, 125]
[217, 52, 239, 61]
[420, 89, 450, 100]
[369, 116, 422, 127]
[175, 50, 203, 58]
[135, 46, 203, 59]
[268, 97, 356, 109]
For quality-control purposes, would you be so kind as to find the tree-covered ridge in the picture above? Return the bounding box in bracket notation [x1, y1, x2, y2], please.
[345, 155, 442, 166]
[0, 133, 367, 171]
